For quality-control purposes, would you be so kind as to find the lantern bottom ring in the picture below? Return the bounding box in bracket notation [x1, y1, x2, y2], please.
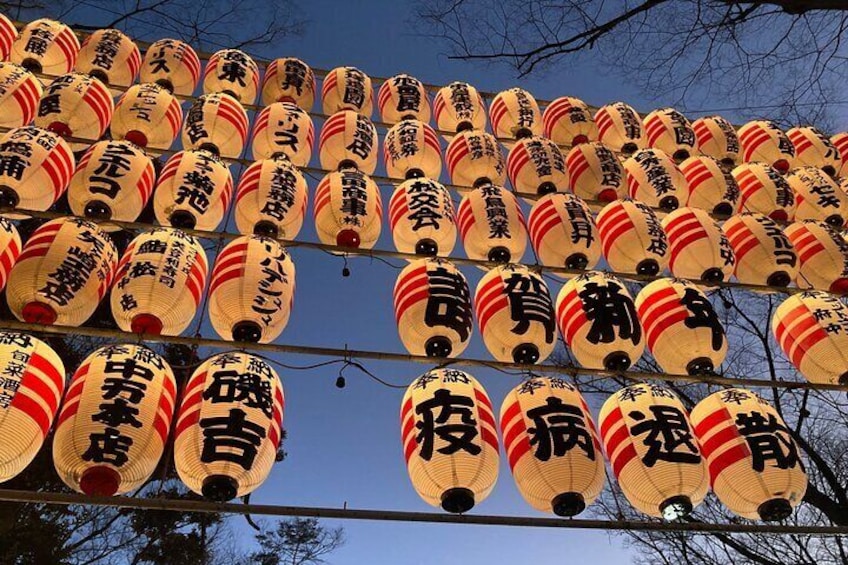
[424, 336, 453, 358]
[169, 210, 197, 230]
[0, 185, 19, 210]
[565, 253, 589, 270]
[701, 268, 725, 284]
[80, 465, 121, 496]
[232, 321, 263, 343]
[253, 221, 280, 239]
[441, 487, 475, 514]
[658, 195, 679, 212]
[603, 351, 632, 372]
[713, 203, 734, 218]
[621, 143, 638, 156]
[88, 69, 110, 86]
[552, 492, 586, 517]
[512, 344, 540, 365]
[825, 214, 844, 229]
[822, 165, 837, 177]
[660, 495, 693, 521]
[202, 475, 238, 502]
[766, 271, 791, 288]
[636, 259, 660, 276]
[414, 239, 438, 257]
[686, 357, 715, 376]
[672, 149, 691, 163]
[758, 498, 793, 522]
[537, 182, 557, 196]
[487, 246, 511, 264]
[84, 200, 113, 221]
[21, 301, 57, 325]
[20, 58, 42, 75]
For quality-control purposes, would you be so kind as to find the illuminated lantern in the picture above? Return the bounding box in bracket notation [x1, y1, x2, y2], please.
[234, 156, 308, 240]
[0, 126, 74, 212]
[692, 115, 739, 166]
[557, 272, 644, 370]
[489, 87, 542, 146]
[140, 38, 200, 96]
[500, 377, 604, 516]
[153, 149, 233, 231]
[322, 66, 373, 116]
[661, 207, 735, 283]
[393, 258, 472, 357]
[110, 83, 182, 150]
[680, 155, 739, 216]
[731, 162, 795, 222]
[400, 368, 498, 513]
[389, 178, 456, 256]
[457, 184, 526, 263]
[690, 388, 807, 521]
[772, 290, 848, 385]
[542, 96, 598, 147]
[624, 148, 689, 211]
[111, 228, 206, 335]
[738, 120, 795, 173]
[174, 352, 284, 501]
[786, 166, 848, 227]
[507, 136, 568, 198]
[250, 102, 313, 165]
[261, 57, 315, 109]
[52, 344, 176, 496]
[202, 49, 259, 104]
[10, 19, 79, 78]
[181, 92, 248, 159]
[0, 13, 17, 61]
[445, 130, 505, 188]
[378, 73, 430, 124]
[7, 217, 117, 326]
[596, 198, 669, 275]
[787, 126, 841, 177]
[0, 217, 20, 291]
[318, 110, 378, 174]
[208, 236, 295, 343]
[723, 212, 798, 286]
[35, 72, 113, 151]
[68, 140, 155, 223]
[635, 278, 727, 375]
[594, 102, 644, 155]
[527, 193, 600, 271]
[475, 264, 556, 364]
[314, 169, 382, 249]
[384, 119, 441, 180]
[643, 107, 696, 162]
[433, 81, 487, 139]
[565, 142, 625, 202]
[830, 131, 848, 179]
[75, 29, 141, 92]
[0, 62, 43, 128]
[599, 384, 707, 519]
[784, 220, 848, 292]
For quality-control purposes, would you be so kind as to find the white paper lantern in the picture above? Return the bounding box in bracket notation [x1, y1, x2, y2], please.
[75, 28, 141, 93]
[140, 38, 200, 96]
[433, 81, 486, 140]
[565, 141, 625, 202]
[527, 193, 600, 272]
[384, 119, 441, 180]
[624, 148, 689, 211]
[110, 82, 183, 150]
[202, 49, 259, 104]
[595, 198, 669, 275]
[787, 126, 841, 177]
[489, 87, 542, 147]
[313, 169, 382, 249]
[11, 19, 79, 79]
[322, 66, 373, 116]
[0, 125, 74, 212]
[260, 57, 315, 109]
[181, 92, 249, 159]
[786, 166, 848, 227]
[250, 102, 314, 165]
[542, 96, 598, 147]
[661, 207, 735, 283]
[378, 73, 431, 124]
[723, 212, 798, 286]
[457, 184, 526, 263]
[643, 107, 696, 162]
[446, 130, 505, 188]
[692, 115, 739, 166]
[35, 72, 113, 151]
[318, 110, 378, 174]
[234, 156, 308, 240]
[738, 120, 795, 173]
[594, 102, 644, 155]
[388, 177, 456, 257]
[680, 155, 739, 216]
[784, 220, 848, 293]
[507, 136, 568, 198]
[731, 162, 796, 222]
[0, 62, 43, 128]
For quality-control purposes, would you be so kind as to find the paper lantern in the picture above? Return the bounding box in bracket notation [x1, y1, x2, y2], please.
[772, 290, 848, 385]
[661, 207, 734, 283]
[318, 110, 378, 174]
[433, 81, 486, 139]
[731, 162, 795, 222]
[378, 73, 430, 124]
[234, 156, 308, 240]
[643, 107, 696, 162]
[313, 169, 382, 249]
[565, 141, 625, 202]
[457, 184, 526, 263]
[202, 49, 259, 104]
[68, 140, 155, 223]
[446, 130, 505, 188]
[384, 119, 441, 180]
[690, 388, 807, 521]
[784, 220, 848, 292]
[723, 212, 797, 286]
[489, 87, 542, 146]
[635, 278, 728, 375]
[680, 155, 739, 216]
[0, 13, 17, 61]
[10, 19, 79, 78]
[322, 66, 373, 116]
[181, 92, 248, 159]
[174, 352, 284, 501]
[527, 193, 600, 271]
[786, 166, 848, 227]
[0, 332, 64, 483]
[260, 57, 315, 109]
[692, 115, 739, 166]
[393, 258, 472, 357]
[787, 126, 841, 177]
[738, 120, 795, 173]
[594, 102, 644, 155]
[401, 368, 498, 513]
[599, 383, 707, 519]
[0, 217, 20, 291]
[35, 72, 114, 151]
[556, 271, 644, 370]
[0, 62, 43, 128]
[507, 136, 568, 198]
[830, 131, 848, 179]
[250, 102, 313, 165]
[500, 377, 604, 516]
[7, 217, 117, 326]
[53, 344, 176, 496]
[0, 125, 74, 212]
[389, 177, 456, 256]
[542, 96, 598, 147]
[595, 198, 669, 275]
[624, 148, 689, 211]
[75, 29, 141, 92]
[110, 82, 182, 150]
[153, 149, 233, 231]
[475, 264, 556, 364]
[111, 228, 207, 335]
[140, 38, 200, 96]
